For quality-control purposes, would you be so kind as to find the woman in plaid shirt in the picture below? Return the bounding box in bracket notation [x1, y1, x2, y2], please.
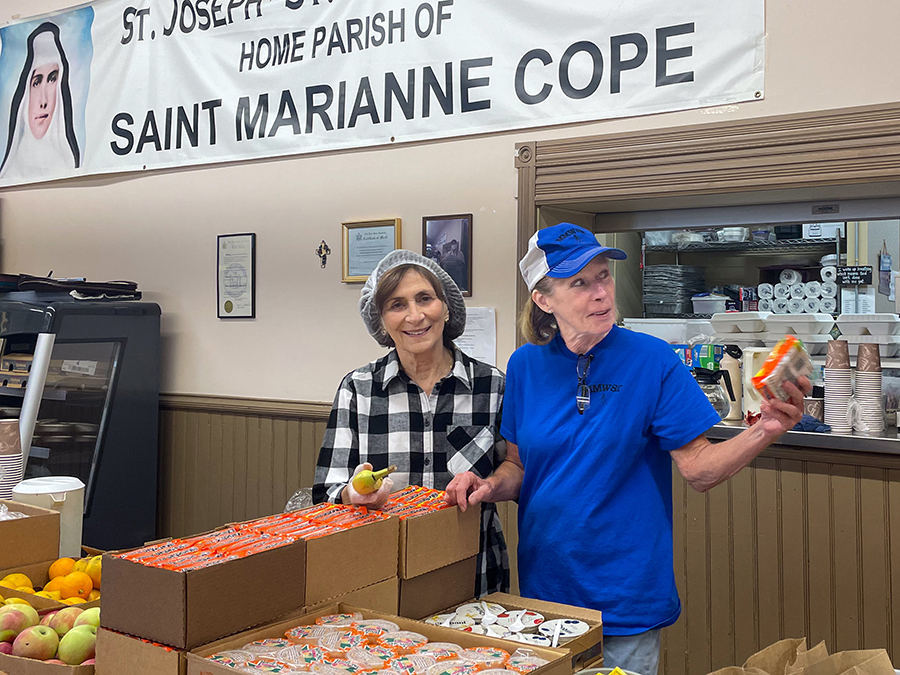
[314, 250, 509, 596]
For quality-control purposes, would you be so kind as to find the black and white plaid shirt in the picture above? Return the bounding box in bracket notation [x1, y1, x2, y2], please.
[314, 347, 510, 596]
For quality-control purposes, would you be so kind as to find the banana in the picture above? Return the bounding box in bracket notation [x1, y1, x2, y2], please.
[351, 465, 397, 495]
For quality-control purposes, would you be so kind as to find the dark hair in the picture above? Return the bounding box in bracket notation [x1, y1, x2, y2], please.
[518, 277, 558, 345]
[0, 22, 80, 174]
[374, 264, 454, 349]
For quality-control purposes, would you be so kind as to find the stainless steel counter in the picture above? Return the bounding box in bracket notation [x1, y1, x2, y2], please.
[707, 422, 900, 455]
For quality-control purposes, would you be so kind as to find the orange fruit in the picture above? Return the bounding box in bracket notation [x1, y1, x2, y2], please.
[1, 573, 32, 590]
[43, 576, 65, 594]
[15, 586, 35, 595]
[61, 597, 86, 605]
[58, 571, 93, 600]
[84, 556, 102, 589]
[48, 558, 76, 580]
[87, 589, 101, 602]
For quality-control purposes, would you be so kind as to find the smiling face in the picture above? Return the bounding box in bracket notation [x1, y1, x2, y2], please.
[533, 256, 616, 353]
[380, 269, 449, 360]
[27, 62, 59, 140]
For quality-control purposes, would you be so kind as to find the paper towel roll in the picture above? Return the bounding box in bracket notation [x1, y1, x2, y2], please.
[790, 284, 806, 299]
[787, 298, 804, 314]
[804, 297, 821, 313]
[821, 297, 837, 313]
[773, 299, 789, 314]
[821, 266, 837, 282]
[758, 298, 772, 311]
[758, 283, 774, 300]
[780, 269, 802, 286]
[821, 281, 838, 298]
[805, 281, 821, 298]
[774, 283, 790, 299]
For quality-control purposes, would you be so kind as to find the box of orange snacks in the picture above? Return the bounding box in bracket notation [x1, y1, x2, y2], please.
[101, 505, 398, 651]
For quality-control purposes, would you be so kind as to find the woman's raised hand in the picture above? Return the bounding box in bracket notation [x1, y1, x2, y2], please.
[345, 463, 393, 510]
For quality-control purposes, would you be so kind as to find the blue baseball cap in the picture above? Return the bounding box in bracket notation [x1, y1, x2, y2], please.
[519, 223, 627, 292]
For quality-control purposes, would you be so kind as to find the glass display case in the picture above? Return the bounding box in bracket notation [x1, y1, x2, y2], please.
[0, 293, 160, 550]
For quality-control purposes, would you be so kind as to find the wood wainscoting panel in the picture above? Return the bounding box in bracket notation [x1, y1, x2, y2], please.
[662, 452, 900, 675]
[158, 394, 332, 539]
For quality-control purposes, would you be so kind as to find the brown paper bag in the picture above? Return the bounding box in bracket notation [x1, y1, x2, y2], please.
[787, 641, 830, 674]
[795, 650, 895, 675]
[0, 419, 20, 455]
[744, 638, 809, 675]
[709, 668, 771, 675]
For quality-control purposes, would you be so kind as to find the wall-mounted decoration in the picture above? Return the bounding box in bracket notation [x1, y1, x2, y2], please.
[342, 219, 401, 283]
[217, 233, 256, 319]
[423, 214, 472, 296]
[316, 240, 331, 268]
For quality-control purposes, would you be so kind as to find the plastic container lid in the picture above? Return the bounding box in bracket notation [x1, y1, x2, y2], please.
[12, 476, 84, 494]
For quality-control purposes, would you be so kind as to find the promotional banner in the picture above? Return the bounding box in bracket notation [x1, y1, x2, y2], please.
[0, 0, 765, 187]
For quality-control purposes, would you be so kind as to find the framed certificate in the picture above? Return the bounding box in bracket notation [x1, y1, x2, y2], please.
[217, 233, 256, 318]
[342, 219, 401, 282]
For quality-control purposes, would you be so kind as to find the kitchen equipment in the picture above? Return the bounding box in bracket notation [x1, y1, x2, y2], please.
[694, 367, 735, 420]
[13, 476, 85, 557]
[721, 345, 743, 421]
[742, 347, 771, 414]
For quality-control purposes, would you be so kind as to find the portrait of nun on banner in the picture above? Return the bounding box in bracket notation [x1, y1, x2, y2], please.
[0, 9, 93, 183]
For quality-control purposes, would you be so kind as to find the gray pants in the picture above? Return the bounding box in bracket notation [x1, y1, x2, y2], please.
[602, 629, 661, 675]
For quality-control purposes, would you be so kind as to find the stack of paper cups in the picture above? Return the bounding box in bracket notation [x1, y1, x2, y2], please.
[855, 344, 884, 434]
[805, 281, 821, 298]
[821, 281, 837, 298]
[773, 299, 789, 314]
[790, 284, 806, 299]
[758, 298, 772, 311]
[780, 269, 802, 286]
[774, 283, 790, 299]
[821, 297, 837, 313]
[0, 453, 24, 500]
[821, 266, 837, 283]
[824, 340, 852, 434]
[758, 283, 774, 300]
[804, 298, 822, 313]
[787, 298, 804, 314]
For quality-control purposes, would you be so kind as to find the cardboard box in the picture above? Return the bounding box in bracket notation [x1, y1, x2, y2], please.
[0, 500, 60, 570]
[398, 505, 479, 579]
[0, 560, 100, 612]
[439, 592, 604, 673]
[96, 628, 184, 675]
[186, 603, 570, 675]
[399, 556, 477, 619]
[101, 516, 398, 650]
[304, 577, 399, 616]
[0, 651, 92, 675]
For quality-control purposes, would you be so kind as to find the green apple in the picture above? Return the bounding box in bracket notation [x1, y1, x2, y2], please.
[12, 625, 59, 660]
[49, 606, 84, 637]
[57, 624, 96, 665]
[72, 607, 100, 630]
[0, 603, 39, 629]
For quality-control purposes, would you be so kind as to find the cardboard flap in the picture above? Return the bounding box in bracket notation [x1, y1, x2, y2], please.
[97, 628, 184, 675]
[400, 506, 479, 578]
[0, 499, 60, 571]
[185, 542, 306, 647]
[483, 592, 603, 624]
[709, 668, 771, 675]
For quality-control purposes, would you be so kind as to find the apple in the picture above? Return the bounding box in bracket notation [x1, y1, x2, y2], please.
[0, 642, 13, 654]
[44, 659, 67, 664]
[82, 658, 95, 665]
[57, 624, 96, 665]
[73, 607, 100, 630]
[49, 607, 84, 637]
[40, 611, 58, 627]
[0, 608, 35, 643]
[12, 625, 59, 660]
[0, 603, 39, 628]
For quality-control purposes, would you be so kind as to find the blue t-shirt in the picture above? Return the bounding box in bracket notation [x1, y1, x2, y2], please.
[501, 326, 720, 635]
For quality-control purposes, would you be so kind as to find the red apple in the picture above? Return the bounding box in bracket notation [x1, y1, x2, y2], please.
[0, 608, 35, 643]
[11, 625, 59, 660]
[57, 624, 96, 665]
[39, 611, 59, 627]
[49, 607, 84, 637]
[0, 642, 13, 654]
[44, 659, 67, 664]
[82, 658, 95, 664]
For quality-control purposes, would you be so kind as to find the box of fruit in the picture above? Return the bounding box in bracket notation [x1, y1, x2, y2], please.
[0, 601, 99, 673]
[0, 556, 102, 613]
[0, 501, 60, 572]
[185, 603, 572, 675]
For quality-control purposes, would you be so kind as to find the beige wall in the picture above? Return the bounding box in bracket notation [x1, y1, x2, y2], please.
[1, 1, 899, 401]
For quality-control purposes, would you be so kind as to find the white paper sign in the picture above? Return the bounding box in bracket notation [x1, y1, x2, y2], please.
[0, 0, 765, 186]
[456, 307, 496, 366]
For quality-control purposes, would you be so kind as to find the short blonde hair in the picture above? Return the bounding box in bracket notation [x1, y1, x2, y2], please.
[518, 277, 558, 345]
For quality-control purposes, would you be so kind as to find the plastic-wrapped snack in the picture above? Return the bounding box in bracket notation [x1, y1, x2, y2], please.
[278, 644, 329, 666]
[327, 658, 363, 673]
[423, 661, 480, 675]
[390, 654, 438, 675]
[347, 645, 394, 669]
[506, 650, 550, 675]
[376, 631, 428, 655]
[462, 648, 510, 669]
[245, 639, 295, 654]
[285, 625, 341, 645]
[751, 335, 813, 402]
[318, 631, 366, 657]
[242, 658, 299, 673]
[317, 613, 365, 627]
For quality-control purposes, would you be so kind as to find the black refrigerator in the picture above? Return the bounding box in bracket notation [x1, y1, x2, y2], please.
[0, 293, 160, 550]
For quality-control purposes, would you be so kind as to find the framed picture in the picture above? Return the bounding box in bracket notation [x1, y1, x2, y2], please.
[217, 233, 256, 319]
[342, 219, 402, 282]
[422, 214, 472, 296]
